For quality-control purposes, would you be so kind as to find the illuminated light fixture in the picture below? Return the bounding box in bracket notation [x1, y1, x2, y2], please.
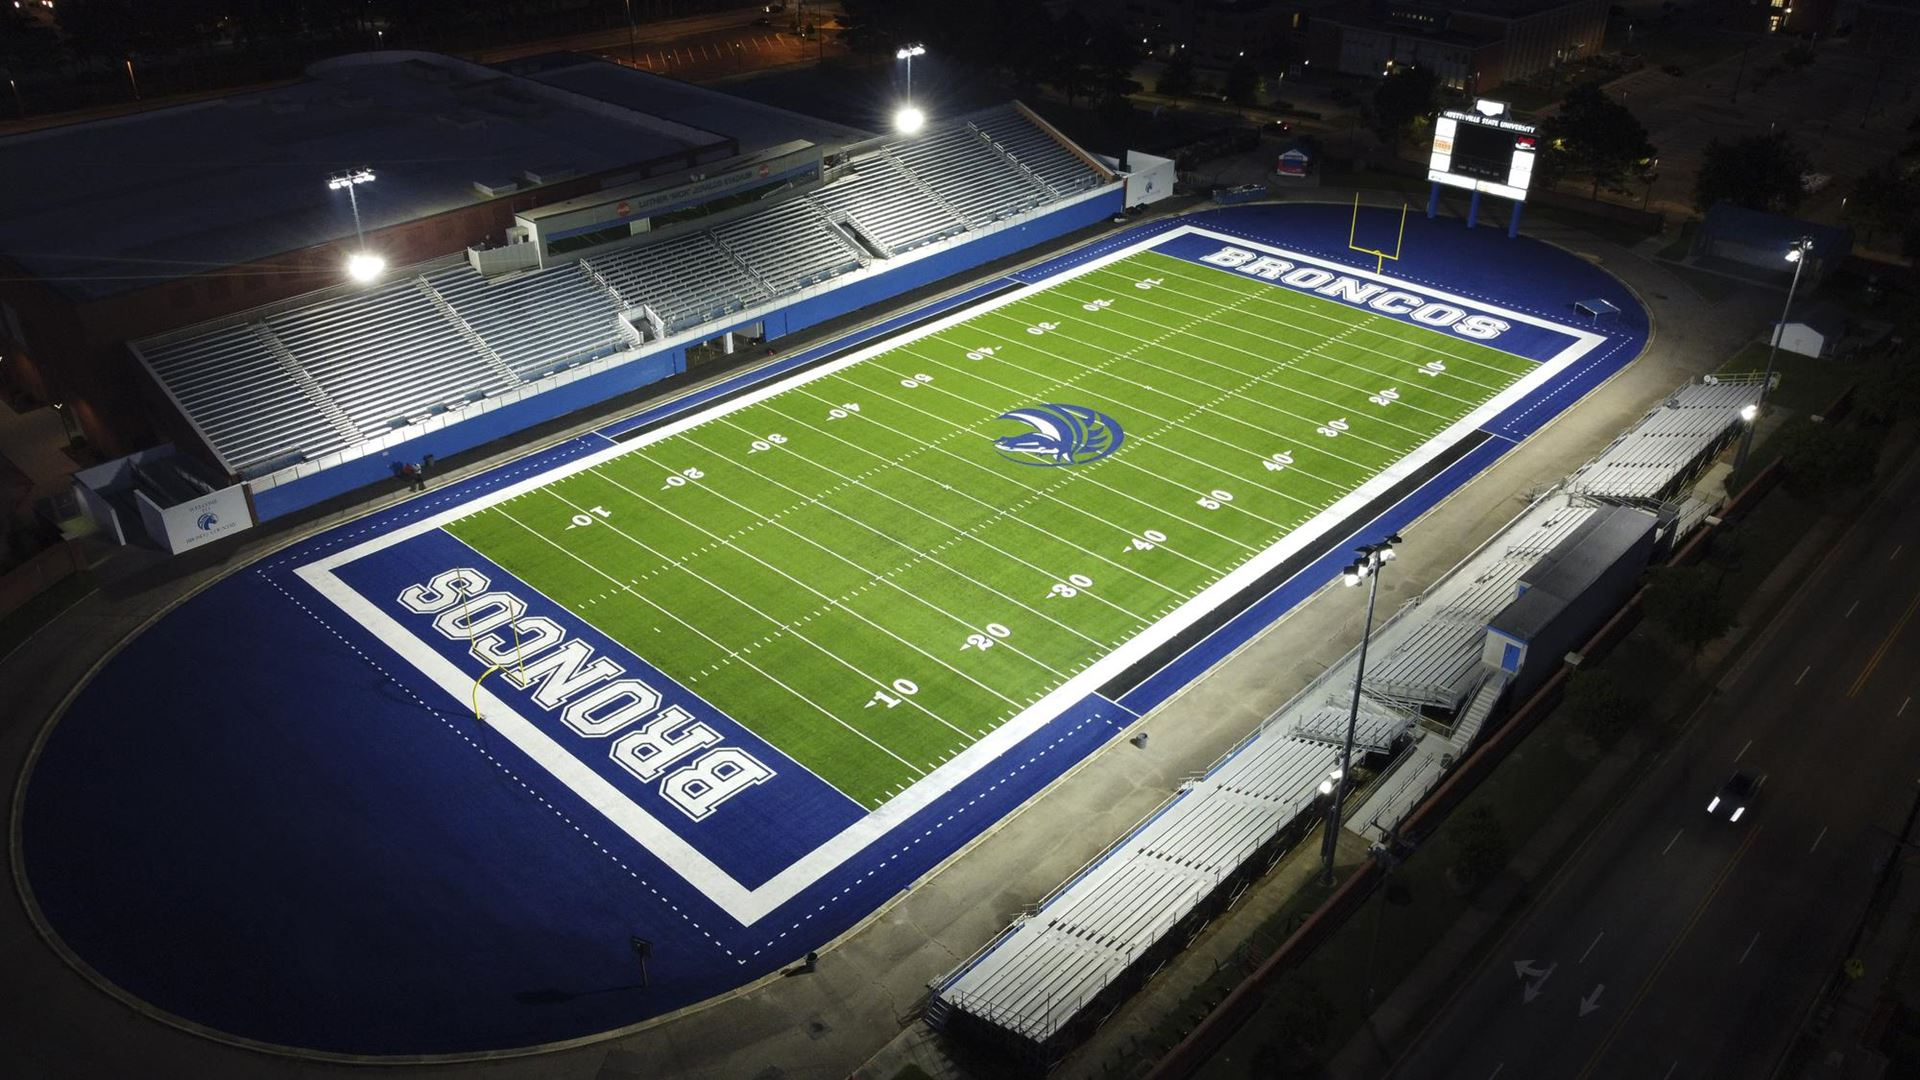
[347, 252, 387, 282]
[894, 106, 926, 134]
[1740, 403, 1759, 422]
[894, 44, 926, 60]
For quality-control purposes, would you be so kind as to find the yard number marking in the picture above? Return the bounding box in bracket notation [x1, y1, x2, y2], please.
[1081, 298, 1114, 312]
[1124, 529, 1168, 554]
[1418, 359, 1447, 377]
[1196, 489, 1234, 511]
[1368, 387, 1401, 407]
[566, 505, 612, 529]
[866, 678, 921, 710]
[660, 467, 705, 490]
[899, 373, 934, 389]
[963, 346, 998, 361]
[1263, 451, 1295, 473]
[1134, 277, 1163, 290]
[1026, 321, 1060, 336]
[1047, 573, 1094, 599]
[746, 433, 789, 454]
[960, 623, 1013, 651]
[825, 402, 862, 420]
[1317, 418, 1350, 438]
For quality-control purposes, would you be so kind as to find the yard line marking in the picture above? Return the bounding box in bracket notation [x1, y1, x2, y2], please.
[538, 485, 974, 739]
[583, 464, 1034, 714]
[776, 384, 1195, 599]
[617, 449, 1104, 657]
[1810, 826, 1826, 854]
[1123, 251, 1535, 377]
[791, 377, 1260, 563]
[1663, 829, 1682, 855]
[1739, 932, 1760, 965]
[1580, 931, 1605, 964]
[1042, 287, 1484, 426]
[486, 501, 928, 778]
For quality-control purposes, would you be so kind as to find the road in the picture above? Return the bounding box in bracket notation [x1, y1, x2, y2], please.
[1391, 445, 1920, 1080]
[478, 4, 846, 80]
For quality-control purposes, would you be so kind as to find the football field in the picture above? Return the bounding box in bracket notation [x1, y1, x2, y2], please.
[437, 245, 1540, 810]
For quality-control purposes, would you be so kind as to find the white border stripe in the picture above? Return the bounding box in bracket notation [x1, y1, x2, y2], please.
[294, 223, 1606, 925]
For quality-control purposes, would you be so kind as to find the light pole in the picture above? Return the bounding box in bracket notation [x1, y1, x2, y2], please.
[1734, 236, 1815, 470]
[1321, 533, 1400, 887]
[328, 169, 385, 283]
[622, 0, 637, 63]
[895, 43, 926, 134]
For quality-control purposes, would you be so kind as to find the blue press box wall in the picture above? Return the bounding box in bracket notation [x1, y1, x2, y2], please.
[248, 191, 1125, 522]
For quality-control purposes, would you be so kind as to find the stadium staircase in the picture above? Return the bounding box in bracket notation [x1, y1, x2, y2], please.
[252, 323, 363, 448]
[414, 277, 520, 389]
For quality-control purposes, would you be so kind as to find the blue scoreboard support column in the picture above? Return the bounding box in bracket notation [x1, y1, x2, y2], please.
[1466, 189, 1482, 229]
[1508, 199, 1524, 238]
[1426, 181, 1441, 219]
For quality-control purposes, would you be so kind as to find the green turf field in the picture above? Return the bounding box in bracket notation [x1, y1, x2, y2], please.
[443, 248, 1538, 808]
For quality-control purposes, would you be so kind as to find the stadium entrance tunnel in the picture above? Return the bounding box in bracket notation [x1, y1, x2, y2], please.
[11, 203, 1648, 1059]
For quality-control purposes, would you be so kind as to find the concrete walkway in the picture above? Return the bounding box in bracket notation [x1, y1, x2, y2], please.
[2, 199, 1770, 1080]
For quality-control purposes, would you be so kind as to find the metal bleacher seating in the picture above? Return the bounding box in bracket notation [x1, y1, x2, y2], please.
[1568, 378, 1763, 504]
[140, 324, 351, 470]
[971, 111, 1101, 197]
[582, 230, 772, 333]
[886, 124, 1048, 226]
[422, 263, 627, 380]
[808, 157, 965, 256]
[932, 732, 1337, 1052]
[1363, 504, 1598, 711]
[711, 199, 863, 294]
[1291, 694, 1413, 753]
[266, 277, 514, 431]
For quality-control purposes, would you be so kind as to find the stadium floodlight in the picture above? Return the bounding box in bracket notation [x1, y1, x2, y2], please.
[1323, 534, 1400, 886]
[347, 252, 387, 283]
[328, 169, 383, 284]
[895, 43, 927, 134]
[1735, 235, 1816, 469]
[1741, 403, 1759, 423]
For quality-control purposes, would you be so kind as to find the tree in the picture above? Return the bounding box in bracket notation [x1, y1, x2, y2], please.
[1369, 65, 1439, 146]
[1844, 166, 1920, 248]
[1224, 53, 1259, 107]
[1548, 82, 1656, 199]
[1643, 564, 1736, 663]
[1561, 667, 1634, 747]
[1856, 340, 1920, 424]
[1781, 422, 1881, 498]
[1157, 51, 1195, 98]
[1693, 131, 1813, 213]
[1451, 806, 1508, 892]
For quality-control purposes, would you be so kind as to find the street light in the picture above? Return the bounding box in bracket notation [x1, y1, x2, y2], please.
[328, 169, 384, 284]
[895, 43, 926, 134]
[1321, 533, 1401, 887]
[1734, 235, 1816, 470]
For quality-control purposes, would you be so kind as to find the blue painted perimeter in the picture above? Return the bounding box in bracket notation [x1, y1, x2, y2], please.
[15, 205, 1647, 1056]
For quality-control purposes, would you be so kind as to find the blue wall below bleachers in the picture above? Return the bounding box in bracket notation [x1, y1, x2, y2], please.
[249, 190, 1124, 523]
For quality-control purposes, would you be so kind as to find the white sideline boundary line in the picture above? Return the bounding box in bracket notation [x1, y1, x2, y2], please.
[294, 224, 1607, 926]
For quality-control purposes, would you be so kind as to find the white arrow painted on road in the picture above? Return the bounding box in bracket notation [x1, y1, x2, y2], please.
[1521, 963, 1558, 1003]
[1513, 960, 1552, 980]
[1579, 984, 1605, 1017]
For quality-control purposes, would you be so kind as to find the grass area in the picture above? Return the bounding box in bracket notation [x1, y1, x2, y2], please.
[444, 247, 1540, 807]
[0, 569, 94, 662]
[1717, 339, 1857, 415]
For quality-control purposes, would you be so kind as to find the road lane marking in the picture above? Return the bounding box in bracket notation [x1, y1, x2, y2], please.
[1894, 545, 1904, 561]
[1488, 1065, 1504, 1080]
[1796, 665, 1811, 685]
[1849, 583, 1920, 697]
[1581, 930, 1605, 963]
[1848, 599, 1861, 618]
[1810, 826, 1827, 854]
[1736, 739, 1753, 762]
[1577, 825, 1762, 1080]
[1663, 1063, 1679, 1080]
[1740, 932, 1761, 964]
[1902, 696, 1912, 717]
[1663, 829, 1683, 855]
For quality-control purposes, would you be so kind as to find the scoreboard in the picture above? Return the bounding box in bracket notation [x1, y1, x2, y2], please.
[1428, 103, 1538, 202]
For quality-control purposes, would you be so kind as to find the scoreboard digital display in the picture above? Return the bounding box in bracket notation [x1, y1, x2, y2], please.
[1428, 104, 1538, 202]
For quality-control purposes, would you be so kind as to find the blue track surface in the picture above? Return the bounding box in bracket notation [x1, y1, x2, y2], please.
[13, 204, 1648, 1057]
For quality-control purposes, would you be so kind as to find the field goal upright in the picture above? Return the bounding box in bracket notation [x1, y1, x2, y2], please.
[1348, 194, 1409, 275]
[1425, 98, 1539, 238]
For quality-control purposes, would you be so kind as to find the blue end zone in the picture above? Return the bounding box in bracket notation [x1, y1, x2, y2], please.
[14, 204, 1647, 1056]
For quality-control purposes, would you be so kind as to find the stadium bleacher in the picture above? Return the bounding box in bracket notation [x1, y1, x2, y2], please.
[1567, 378, 1764, 505]
[131, 104, 1110, 479]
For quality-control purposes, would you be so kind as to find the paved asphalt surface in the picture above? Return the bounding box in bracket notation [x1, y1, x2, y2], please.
[1390, 447, 1920, 1080]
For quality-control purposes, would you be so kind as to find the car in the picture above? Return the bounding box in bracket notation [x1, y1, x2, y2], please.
[1706, 770, 1757, 822]
[1266, 119, 1293, 135]
[752, 16, 772, 25]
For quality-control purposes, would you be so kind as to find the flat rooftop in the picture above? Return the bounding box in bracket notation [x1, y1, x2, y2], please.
[0, 51, 739, 302]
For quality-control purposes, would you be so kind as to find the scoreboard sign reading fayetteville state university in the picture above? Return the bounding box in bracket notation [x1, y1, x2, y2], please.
[1428, 100, 1538, 202]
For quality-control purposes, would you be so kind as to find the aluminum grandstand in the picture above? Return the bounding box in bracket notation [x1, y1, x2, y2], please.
[128, 99, 1119, 521]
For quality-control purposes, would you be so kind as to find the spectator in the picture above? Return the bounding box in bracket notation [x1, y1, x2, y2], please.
[421, 453, 436, 486]
[400, 462, 421, 492]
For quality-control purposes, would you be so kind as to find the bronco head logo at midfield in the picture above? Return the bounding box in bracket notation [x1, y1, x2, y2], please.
[992, 404, 1125, 467]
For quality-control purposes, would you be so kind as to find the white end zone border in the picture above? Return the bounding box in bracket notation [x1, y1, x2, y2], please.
[295, 224, 1607, 926]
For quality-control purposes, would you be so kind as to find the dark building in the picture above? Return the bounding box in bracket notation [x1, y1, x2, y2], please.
[1307, 0, 1610, 92]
